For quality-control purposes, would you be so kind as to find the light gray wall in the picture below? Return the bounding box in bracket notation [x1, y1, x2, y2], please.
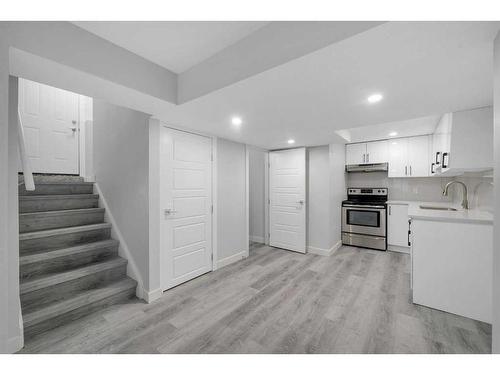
[493, 31, 500, 354]
[217, 138, 247, 262]
[329, 144, 347, 247]
[248, 147, 266, 242]
[93, 100, 151, 290]
[308, 146, 332, 250]
[0, 40, 10, 353]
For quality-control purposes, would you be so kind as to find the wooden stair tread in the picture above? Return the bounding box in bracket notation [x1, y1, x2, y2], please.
[19, 223, 112, 241]
[20, 239, 119, 266]
[19, 194, 99, 201]
[20, 207, 105, 219]
[23, 278, 137, 328]
[20, 257, 128, 295]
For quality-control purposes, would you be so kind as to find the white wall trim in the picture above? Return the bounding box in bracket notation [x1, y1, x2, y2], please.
[94, 183, 146, 301]
[250, 235, 265, 243]
[388, 245, 410, 254]
[308, 240, 342, 256]
[245, 145, 250, 258]
[141, 288, 163, 304]
[6, 335, 23, 354]
[78, 95, 94, 182]
[212, 136, 219, 271]
[264, 151, 270, 245]
[217, 251, 247, 269]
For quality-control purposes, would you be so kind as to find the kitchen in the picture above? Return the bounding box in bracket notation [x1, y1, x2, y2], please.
[341, 105, 493, 324]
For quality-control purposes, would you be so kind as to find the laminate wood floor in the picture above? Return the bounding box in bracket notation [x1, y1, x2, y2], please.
[20, 244, 492, 354]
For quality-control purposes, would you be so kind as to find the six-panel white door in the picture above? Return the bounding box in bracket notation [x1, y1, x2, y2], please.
[269, 148, 306, 253]
[160, 127, 213, 290]
[18, 78, 80, 174]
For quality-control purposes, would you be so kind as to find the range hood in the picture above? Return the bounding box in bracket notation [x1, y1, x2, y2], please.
[345, 163, 388, 173]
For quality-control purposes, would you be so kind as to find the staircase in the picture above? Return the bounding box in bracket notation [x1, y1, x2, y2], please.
[18, 175, 137, 338]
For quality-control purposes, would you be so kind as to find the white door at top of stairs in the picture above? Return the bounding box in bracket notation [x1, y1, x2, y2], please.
[18, 78, 80, 175]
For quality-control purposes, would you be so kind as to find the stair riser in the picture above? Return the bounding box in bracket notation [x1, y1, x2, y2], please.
[24, 288, 136, 338]
[20, 245, 119, 280]
[20, 228, 111, 254]
[20, 211, 105, 233]
[20, 198, 99, 213]
[21, 264, 128, 312]
[20, 184, 94, 196]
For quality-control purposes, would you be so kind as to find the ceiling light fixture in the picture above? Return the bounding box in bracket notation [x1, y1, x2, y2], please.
[231, 117, 242, 126]
[389, 131, 398, 137]
[367, 93, 383, 104]
[287, 139, 295, 144]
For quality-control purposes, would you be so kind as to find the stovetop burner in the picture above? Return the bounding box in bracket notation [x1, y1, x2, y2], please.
[343, 187, 388, 206]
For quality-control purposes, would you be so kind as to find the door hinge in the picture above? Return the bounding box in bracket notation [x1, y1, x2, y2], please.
[268, 199, 270, 205]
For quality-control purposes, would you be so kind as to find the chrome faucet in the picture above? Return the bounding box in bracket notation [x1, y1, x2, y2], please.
[443, 181, 469, 209]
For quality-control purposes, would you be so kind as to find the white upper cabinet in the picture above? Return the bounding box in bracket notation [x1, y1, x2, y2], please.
[345, 143, 367, 165]
[366, 140, 388, 164]
[388, 138, 408, 177]
[433, 107, 493, 176]
[345, 140, 388, 165]
[388, 135, 430, 178]
[407, 135, 430, 177]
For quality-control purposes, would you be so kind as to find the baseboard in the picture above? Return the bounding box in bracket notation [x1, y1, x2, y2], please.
[94, 183, 146, 302]
[388, 245, 410, 254]
[217, 251, 247, 269]
[138, 287, 162, 304]
[249, 235, 264, 243]
[6, 335, 23, 354]
[308, 240, 342, 256]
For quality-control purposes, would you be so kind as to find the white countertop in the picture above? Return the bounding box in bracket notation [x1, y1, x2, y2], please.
[386, 200, 493, 224]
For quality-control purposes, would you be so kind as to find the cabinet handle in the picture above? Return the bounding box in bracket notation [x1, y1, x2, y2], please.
[410, 166, 412, 176]
[362, 154, 365, 163]
[405, 166, 408, 176]
[435, 152, 441, 165]
[367, 153, 369, 163]
[431, 163, 435, 174]
[389, 206, 392, 215]
[442, 152, 449, 168]
[408, 219, 412, 247]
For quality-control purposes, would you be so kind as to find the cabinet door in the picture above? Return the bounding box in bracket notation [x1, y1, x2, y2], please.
[388, 138, 408, 177]
[345, 143, 366, 165]
[408, 135, 430, 177]
[366, 140, 388, 164]
[387, 204, 409, 247]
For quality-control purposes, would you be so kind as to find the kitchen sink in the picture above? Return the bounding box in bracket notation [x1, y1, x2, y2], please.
[419, 205, 458, 211]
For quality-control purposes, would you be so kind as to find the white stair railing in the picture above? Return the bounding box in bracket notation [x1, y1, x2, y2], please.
[17, 109, 35, 191]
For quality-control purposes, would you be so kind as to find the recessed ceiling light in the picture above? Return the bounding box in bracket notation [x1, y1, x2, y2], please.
[287, 139, 295, 144]
[367, 93, 383, 104]
[389, 131, 398, 137]
[231, 117, 242, 126]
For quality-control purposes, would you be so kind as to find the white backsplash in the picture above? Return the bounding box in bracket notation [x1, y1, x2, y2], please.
[346, 172, 494, 212]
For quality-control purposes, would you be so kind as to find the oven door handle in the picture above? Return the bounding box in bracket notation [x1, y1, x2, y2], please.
[343, 204, 386, 209]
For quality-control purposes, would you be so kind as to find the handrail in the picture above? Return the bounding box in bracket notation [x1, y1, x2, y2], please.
[17, 109, 35, 191]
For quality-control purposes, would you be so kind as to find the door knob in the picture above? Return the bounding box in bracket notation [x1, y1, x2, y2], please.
[70, 127, 77, 132]
[164, 208, 178, 217]
[297, 200, 305, 205]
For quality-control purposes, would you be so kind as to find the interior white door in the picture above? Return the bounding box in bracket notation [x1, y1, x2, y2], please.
[160, 127, 213, 290]
[18, 78, 80, 174]
[269, 148, 306, 253]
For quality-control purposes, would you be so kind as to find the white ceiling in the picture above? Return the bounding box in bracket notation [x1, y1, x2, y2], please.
[160, 21, 500, 149]
[335, 115, 442, 143]
[72, 21, 269, 73]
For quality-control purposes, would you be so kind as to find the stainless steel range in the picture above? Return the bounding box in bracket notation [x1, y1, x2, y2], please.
[341, 188, 388, 251]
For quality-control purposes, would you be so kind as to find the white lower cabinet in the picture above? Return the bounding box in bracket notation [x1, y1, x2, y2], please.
[411, 219, 492, 323]
[387, 203, 410, 252]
